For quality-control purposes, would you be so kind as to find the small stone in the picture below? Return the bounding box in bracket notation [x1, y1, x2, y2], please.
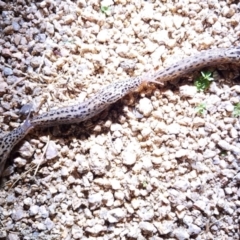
[45, 22, 54, 35]
[46, 141, 58, 160]
[2, 48, 11, 57]
[3, 25, 14, 34]
[111, 179, 122, 190]
[179, 85, 197, 98]
[193, 200, 206, 212]
[203, 149, 216, 159]
[45, 218, 55, 231]
[18, 141, 34, 158]
[106, 208, 126, 223]
[30, 56, 42, 68]
[168, 123, 181, 134]
[39, 206, 49, 218]
[23, 197, 32, 206]
[12, 21, 20, 31]
[29, 205, 39, 216]
[88, 193, 102, 209]
[37, 222, 46, 231]
[139, 221, 157, 233]
[85, 224, 106, 236]
[193, 117, 205, 127]
[175, 149, 187, 158]
[138, 98, 153, 117]
[11, 208, 26, 221]
[6, 194, 16, 204]
[61, 166, 69, 177]
[173, 228, 190, 240]
[218, 140, 231, 151]
[187, 224, 201, 235]
[64, 15, 75, 24]
[97, 29, 112, 42]
[3, 67, 13, 76]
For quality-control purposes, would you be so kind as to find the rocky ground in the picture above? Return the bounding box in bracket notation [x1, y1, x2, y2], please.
[0, 0, 240, 239]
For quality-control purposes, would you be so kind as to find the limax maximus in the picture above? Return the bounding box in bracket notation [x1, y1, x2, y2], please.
[151, 46, 240, 82]
[0, 46, 240, 177]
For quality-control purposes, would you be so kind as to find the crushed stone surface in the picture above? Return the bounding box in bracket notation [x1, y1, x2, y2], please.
[0, 0, 240, 239]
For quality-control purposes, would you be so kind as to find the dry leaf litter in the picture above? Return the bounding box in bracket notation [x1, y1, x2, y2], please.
[0, 0, 240, 239]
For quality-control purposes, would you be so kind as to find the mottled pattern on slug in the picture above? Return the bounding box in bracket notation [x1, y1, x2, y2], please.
[31, 76, 143, 127]
[0, 119, 33, 177]
[151, 46, 240, 82]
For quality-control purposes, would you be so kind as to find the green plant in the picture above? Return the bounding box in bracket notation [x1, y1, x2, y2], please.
[194, 71, 214, 92]
[101, 6, 110, 15]
[233, 102, 240, 117]
[195, 103, 206, 115]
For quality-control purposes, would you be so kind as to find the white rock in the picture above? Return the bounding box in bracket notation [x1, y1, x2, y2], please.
[111, 179, 122, 190]
[138, 98, 153, 117]
[29, 205, 39, 216]
[187, 224, 201, 235]
[45, 22, 54, 35]
[175, 149, 187, 158]
[218, 140, 232, 151]
[173, 228, 190, 240]
[97, 29, 112, 43]
[203, 149, 216, 159]
[168, 123, 181, 134]
[106, 208, 126, 223]
[46, 141, 58, 160]
[193, 117, 205, 127]
[88, 193, 102, 209]
[139, 221, 157, 233]
[193, 200, 206, 212]
[18, 141, 34, 158]
[179, 85, 197, 98]
[85, 224, 106, 235]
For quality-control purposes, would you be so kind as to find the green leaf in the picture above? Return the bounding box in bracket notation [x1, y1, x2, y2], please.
[233, 102, 240, 117]
[194, 71, 214, 92]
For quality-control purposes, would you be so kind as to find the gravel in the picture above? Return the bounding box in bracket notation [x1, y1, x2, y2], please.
[0, 0, 240, 239]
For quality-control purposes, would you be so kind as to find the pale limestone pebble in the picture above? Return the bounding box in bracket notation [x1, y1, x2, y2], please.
[137, 97, 153, 117]
[45, 22, 54, 35]
[139, 221, 157, 234]
[121, 142, 140, 165]
[137, 207, 155, 221]
[179, 85, 197, 98]
[172, 227, 190, 240]
[203, 149, 217, 159]
[141, 155, 153, 170]
[23, 197, 32, 207]
[154, 220, 174, 235]
[167, 123, 181, 134]
[3, 67, 13, 76]
[97, 29, 113, 43]
[45, 140, 58, 160]
[103, 192, 114, 207]
[17, 141, 34, 159]
[88, 192, 103, 209]
[29, 205, 39, 216]
[85, 224, 107, 236]
[175, 149, 188, 158]
[106, 208, 126, 223]
[13, 157, 27, 168]
[193, 117, 205, 127]
[94, 178, 111, 188]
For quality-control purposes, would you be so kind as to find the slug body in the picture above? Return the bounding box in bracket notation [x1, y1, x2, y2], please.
[151, 46, 240, 82]
[0, 118, 33, 177]
[31, 76, 145, 127]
